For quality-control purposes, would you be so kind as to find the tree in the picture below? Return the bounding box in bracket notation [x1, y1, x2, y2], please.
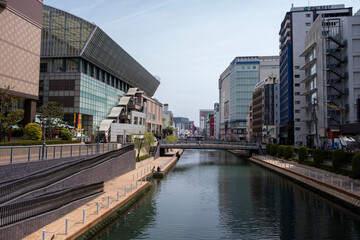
[38, 102, 64, 139]
[0, 86, 24, 141]
[60, 128, 72, 140]
[165, 135, 178, 143]
[24, 123, 42, 141]
[144, 132, 155, 154]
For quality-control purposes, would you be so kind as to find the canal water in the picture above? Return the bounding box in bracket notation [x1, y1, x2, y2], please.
[96, 149, 360, 239]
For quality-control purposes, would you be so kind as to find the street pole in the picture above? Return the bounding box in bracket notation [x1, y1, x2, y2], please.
[42, 118, 46, 160]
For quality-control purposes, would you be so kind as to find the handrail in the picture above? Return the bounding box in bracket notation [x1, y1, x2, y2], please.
[0, 182, 104, 227]
[0, 145, 134, 205]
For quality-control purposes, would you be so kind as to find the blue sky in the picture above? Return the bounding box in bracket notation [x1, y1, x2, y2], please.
[44, 0, 360, 126]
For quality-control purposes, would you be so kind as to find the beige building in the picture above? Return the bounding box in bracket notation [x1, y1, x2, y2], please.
[144, 96, 162, 137]
[0, 0, 43, 123]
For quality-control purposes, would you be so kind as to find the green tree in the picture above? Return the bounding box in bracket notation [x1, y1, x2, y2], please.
[284, 145, 294, 160]
[144, 132, 155, 154]
[24, 123, 42, 141]
[313, 148, 324, 166]
[60, 128, 72, 140]
[298, 146, 308, 163]
[38, 102, 64, 139]
[0, 86, 24, 141]
[332, 149, 346, 171]
[165, 135, 178, 143]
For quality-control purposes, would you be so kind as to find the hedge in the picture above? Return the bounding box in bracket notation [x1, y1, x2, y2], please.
[270, 144, 278, 156]
[313, 148, 324, 166]
[352, 153, 360, 179]
[266, 143, 272, 155]
[284, 146, 294, 160]
[277, 145, 286, 158]
[332, 149, 346, 171]
[0, 139, 81, 146]
[298, 146, 308, 163]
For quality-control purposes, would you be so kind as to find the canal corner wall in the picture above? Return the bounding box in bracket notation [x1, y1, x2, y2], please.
[73, 183, 151, 240]
[249, 155, 360, 214]
[153, 150, 184, 179]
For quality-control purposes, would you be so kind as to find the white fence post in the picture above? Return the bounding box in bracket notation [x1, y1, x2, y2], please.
[351, 182, 354, 192]
[83, 209, 86, 223]
[65, 218, 68, 234]
[97, 201, 99, 214]
[107, 196, 110, 208]
[42, 230, 46, 240]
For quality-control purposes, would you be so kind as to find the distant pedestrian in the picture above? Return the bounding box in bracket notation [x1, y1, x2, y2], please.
[157, 166, 160, 172]
[152, 166, 155, 173]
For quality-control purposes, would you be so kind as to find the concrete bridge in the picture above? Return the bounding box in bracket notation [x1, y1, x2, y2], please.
[159, 140, 264, 155]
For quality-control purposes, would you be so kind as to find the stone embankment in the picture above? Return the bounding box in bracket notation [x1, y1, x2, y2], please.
[249, 155, 360, 213]
[23, 149, 183, 240]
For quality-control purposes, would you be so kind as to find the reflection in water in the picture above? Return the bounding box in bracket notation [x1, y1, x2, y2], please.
[97, 149, 360, 240]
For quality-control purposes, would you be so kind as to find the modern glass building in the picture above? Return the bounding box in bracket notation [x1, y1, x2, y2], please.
[39, 5, 160, 134]
[219, 56, 279, 141]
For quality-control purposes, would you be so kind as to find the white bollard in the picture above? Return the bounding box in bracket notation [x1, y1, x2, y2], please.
[125, 186, 127, 196]
[42, 230, 46, 240]
[331, 176, 333, 185]
[117, 191, 120, 201]
[315, 172, 318, 179]
[351, 182, 354, 192]
[323, 174, 325, 182]
[65, 218, 68, 234]
[107, 196, 110, 208]
[340, 179, 343, 188]
[131, 183, 133, 192]
[97, 201, 99, 214]
[83, 209, 86, 223]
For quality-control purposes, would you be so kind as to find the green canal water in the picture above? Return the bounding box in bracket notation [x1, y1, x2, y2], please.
[95, 149, 360, 239]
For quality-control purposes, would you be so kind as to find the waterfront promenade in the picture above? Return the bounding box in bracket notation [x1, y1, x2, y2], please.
[249, 154, 360, 212]
[23, 149, 182, 240]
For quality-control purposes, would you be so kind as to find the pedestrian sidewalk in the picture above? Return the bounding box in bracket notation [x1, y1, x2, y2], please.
[23, 149, 180, 240]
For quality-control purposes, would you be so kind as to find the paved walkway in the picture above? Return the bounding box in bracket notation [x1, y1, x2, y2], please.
[23, 149, 180, 240]
[252, 154, 360, 197]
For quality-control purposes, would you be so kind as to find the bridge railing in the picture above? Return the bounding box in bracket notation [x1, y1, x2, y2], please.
[159, 140, 259, 147]
[0, 143, 121, 165]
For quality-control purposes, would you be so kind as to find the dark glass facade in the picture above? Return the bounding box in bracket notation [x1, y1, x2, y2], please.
[39, 5, 160, 134]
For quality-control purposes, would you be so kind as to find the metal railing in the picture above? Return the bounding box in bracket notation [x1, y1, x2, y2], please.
[0, 143, 121, 165]
[159, 140, 260, 150]
[252, 154, 360, 196]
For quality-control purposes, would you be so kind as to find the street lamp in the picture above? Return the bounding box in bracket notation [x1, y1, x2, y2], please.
[42, 118, 47, 160]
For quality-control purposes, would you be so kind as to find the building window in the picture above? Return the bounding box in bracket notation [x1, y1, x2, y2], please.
[295, 92, 300, 96]
[295, 74, 300, 78]
[134, 117, 138, 125]
[152, 114, 155, 120]
[295, 127, 301, 131]
[295, 118, 300, 122]
[40, 63, 48, 72]
[295, 101, 300, 104]
[295, 66, 300, 69]
[148, 113, 151, 120]
[306, 22, 311, 26]
[306, 14, 311, 18]
[295, 83, 300, 87]
[295, 110, 300, 113]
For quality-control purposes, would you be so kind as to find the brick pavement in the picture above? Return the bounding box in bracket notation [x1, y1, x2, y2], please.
[23, 149, 181, 240]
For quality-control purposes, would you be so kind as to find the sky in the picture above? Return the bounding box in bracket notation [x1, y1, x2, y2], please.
[43, 0, 360, 126]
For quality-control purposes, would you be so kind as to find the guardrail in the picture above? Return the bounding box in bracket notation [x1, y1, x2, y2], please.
[159, 140, 260, 150]
[0, 145, 134, 204]
[0, 182, 104, 227]
[253, 154, 360, 195]
[0, 143, 120, 165]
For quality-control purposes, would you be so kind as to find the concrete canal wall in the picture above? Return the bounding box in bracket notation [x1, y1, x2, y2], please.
[249, 156, 360, 214]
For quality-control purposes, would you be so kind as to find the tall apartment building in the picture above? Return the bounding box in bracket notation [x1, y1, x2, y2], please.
[39, 5, 160, 135]
[279, 4, 352, 146]
[219, 56, 279, 141]
[301, 10, 360, 148]
[0, 0, 43, 124]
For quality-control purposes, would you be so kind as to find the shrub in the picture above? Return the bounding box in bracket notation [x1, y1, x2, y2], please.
[266, 143, 272, 155]
[323, 150, 333, 160]
[277, 145, 286, 158]
[298, 146, 308, 163]
[23, 123, 42, 141]
[332, 149, 346, 171]
[60, 128, 72, 140]
[313, 148, 324, 166]
[293, 147, 299, 154]
[270, 144, 278, 156]
[352, 153, 360, 179]
[284, 145, 294, 160]
[345, 152, 356, 164]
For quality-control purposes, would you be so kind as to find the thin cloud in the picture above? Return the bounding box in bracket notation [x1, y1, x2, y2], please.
[70, 0, 106, 14]
[101, 0, 176, 28]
